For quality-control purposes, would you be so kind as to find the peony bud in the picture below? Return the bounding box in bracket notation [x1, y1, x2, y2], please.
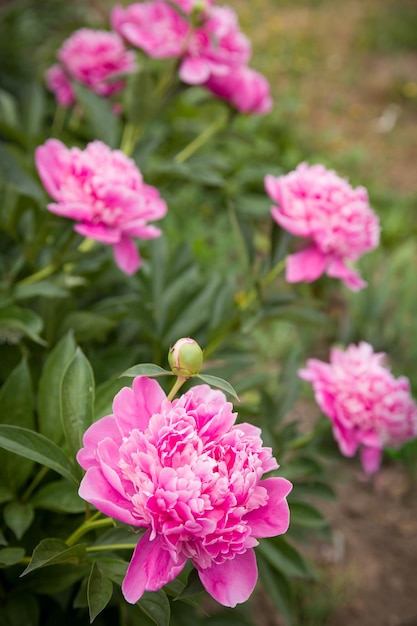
[168, 338, 204, 377]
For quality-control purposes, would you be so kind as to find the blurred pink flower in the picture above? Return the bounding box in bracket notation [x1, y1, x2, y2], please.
[111, 1, 189, 59]
[299, 342, 417, 474]
[265, 163, 380, 290]
[169, 0, 213, 14]
[205, 65, 273, 114]
[35, 139, 167, 274]
[179, 6, 251, 84]
[77, 378, 292, 607]
[46, 29, 137, 106]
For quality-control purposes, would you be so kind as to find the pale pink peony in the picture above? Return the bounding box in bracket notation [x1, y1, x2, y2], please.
[111, 1, 190, 59]
[299, 342, 417, 474]
[35, 139, 167, 274]
[77, 378, 292, 607]
[179, 6, 251, 84]
[265, 163, 380, 290]
[205, 65, 273, 114]
[46, 29, 137, 106]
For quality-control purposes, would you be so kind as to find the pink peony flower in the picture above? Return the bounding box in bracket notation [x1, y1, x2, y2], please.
[299, 342, 417, 474]
[179, 6, 251, 85]
[169, 0, 213, 15]
[77, 378, 292, 607]
[205, 65, 273, 114]
[265, 163, 380, 291]
[111, 1, 190, 59]
[46, 29, 137, 107]
[35, 139, 167, 274]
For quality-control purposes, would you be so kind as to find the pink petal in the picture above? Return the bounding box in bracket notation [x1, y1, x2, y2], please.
[360, 445, 382, 475]
[78, 466, 137, 525]
[76, 415, 121, 470]
[179, 57, 210, 84]
[286, 246, 327, 283]
[122, 531, 186, 603]
[47, 202, 93, 221]
[327, 257, 367, 291]
[113, 377, 166, 434]
[35, 139, 68, 200]
[74, 222, 121, 244]
[197, 549, 258, 607]
[333, 424, 359, 457]
[244, 477, 292, 538]
[113, 236, 141, 274]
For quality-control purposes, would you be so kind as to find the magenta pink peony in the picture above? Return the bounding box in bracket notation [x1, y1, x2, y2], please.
[205, 65, 273, 114]
[299, 342, 417, 474]
[46, 29, 136, 107]
[265, 163, 380, 290]
[77, 378, 292, 607]
[35, 139, 167, 274]
[111, 1, 189, 59]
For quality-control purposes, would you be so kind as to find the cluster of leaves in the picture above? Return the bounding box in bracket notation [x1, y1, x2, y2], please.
[0, 1, 359, 626]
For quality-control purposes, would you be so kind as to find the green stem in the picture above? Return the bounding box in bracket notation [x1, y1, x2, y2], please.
[120, 122, 142, 157]
[51, 105, 67, 136]
[66, 517, 114, 547]
[167, 375, 188, 401]
[86, 543, 138, 553]
[16, 264, 57, 286]
[174, 114, 227, 164]
[238, 257, 287, 311]
[21, 466, 49, 503]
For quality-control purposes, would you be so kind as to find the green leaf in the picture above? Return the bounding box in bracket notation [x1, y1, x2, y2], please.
[94, 377, 128, 421]
[258, 537, 315, 579]
[125, 68, 155, 125]
[21, 538, 86, 576]
[0, 358, 35, 492]
[138, 590, 171, 626]
[294, 481, 336, 501]
[289, 500, 328, 529]
[1, 592, 40, 626]
[60, 347, 95, 459]
[23, 563, 90, 594]
[87, 562, 113, 623]
[0, 89, 19, 128]
[14, 279, 68, 301]
[174, 567, 204, 599]
[95, 557, 128, 586]
[0, 305, 46, 345]
[37, 330, 77, 443]
[3, 501, 34, 540]
[60, 311, 116, 343]
[121, 364, 173, 378]
[0, 425, 80, 485]
[195, 374, 239, 401]
[30, 480, 85, 513]
[257, 553, 294, 625]
[0, 547, 25, 568]
[0, 143, 44, 201]
[73, 83, 119, 147]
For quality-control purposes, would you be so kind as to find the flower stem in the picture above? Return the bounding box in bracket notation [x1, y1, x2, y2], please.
[66, 517, 114, 547]
[174, 114, 227, 164]
[21, 466, 49, 502]
[167, 375, 188, 401]
[237, 257, 287, 311]
[120, 122, 142, 157]
[86, 543, 138, 553]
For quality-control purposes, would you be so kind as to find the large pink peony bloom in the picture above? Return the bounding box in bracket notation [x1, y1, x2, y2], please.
[35, 139, 167, 274]
[46, 29, 137, 107]
[77, 378, 292, 607]
[179, 6, 251, 85]
[299, 342, 417, 474]
[111, 1, 190, 59]
[265, 163, 380, 291]
[205, 65, 273, 115]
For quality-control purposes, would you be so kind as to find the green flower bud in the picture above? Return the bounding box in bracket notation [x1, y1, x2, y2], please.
[168, 338, 204, 377]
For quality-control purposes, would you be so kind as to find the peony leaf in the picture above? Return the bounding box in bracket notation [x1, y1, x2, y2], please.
[194, 374, 239, 402]
[138, 590, 170, 626]
[60, 347, 95, 459]
[289, 500, 328, 529]
[0, 425, 79, 485]
[38, 330, 77, 444]
[257, 553, 294, 624]
[258, 537, 315, 579]
[30, 480, 85, 513]
[0, 305, 46, 345]
[121, 364, 173, 379]
[87, 562, 113, 623]
[3, 501, 34, 540]
[73, 83, 119, 148]
[21, 538, 86, 576]
[0, 547, 25, 569]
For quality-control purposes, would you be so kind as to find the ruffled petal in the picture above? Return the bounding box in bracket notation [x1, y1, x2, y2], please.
[113, 377, 166, 434]
[35, 139, 69, 200]
[327, 257, 367, 291]
[78, 466, 137, 525]
[47, 202, 94, 221]
[113, 236, 141, 275]
[74, 222, 121, 244]
[197, 549, 258, 607]
[179, 57, 210, 84]
[286, 246, 327, 283]
[76, 415, 121, 470]
[122, 531, 186, 603]
[244, 477, 292, 538]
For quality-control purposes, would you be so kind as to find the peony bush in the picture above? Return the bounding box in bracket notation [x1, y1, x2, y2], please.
[0, 0, 416, 625]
